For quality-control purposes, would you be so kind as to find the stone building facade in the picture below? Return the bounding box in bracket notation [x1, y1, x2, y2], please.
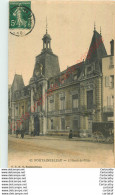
[8, 27, 114, 136]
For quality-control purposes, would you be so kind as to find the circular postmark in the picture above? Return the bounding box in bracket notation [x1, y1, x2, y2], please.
[9, 5, 35, 37]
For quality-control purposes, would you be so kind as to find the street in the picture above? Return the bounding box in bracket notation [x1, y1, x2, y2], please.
[8, 135, 114, 168]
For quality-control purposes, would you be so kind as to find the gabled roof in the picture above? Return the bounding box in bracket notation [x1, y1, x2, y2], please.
[11, 74, 24, 92]
[86, 30, 107, 63]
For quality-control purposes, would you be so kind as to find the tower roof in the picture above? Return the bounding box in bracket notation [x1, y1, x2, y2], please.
[42, 22, 52, 53]
[11, 74, 24, 92]
[86, 29, 107, 63]
[42, 33, 51, 40]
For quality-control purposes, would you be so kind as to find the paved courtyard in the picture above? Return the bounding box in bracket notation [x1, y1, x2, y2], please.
[8, 135, 114, 168]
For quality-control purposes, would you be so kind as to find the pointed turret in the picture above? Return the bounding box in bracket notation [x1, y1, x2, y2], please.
[86, 28, 107, 63]
[11, 74, 24, 93]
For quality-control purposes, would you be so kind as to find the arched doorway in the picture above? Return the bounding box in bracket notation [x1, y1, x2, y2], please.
[34, 116, 40, 136]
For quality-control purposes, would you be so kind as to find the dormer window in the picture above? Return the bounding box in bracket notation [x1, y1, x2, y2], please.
[59, 75, 66, 85]
[61, 79, 64, 85]
[50, 82, 53, 88]
[87, 66, 92, 72]
[73, 74, 77, 80]
[87, 65, 93, 75]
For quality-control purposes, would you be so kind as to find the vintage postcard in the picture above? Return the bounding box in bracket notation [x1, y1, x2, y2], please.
[8, 0, 115, 168]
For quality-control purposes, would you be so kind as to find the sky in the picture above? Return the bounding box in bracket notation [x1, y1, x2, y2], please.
[9, 1, 115, 85]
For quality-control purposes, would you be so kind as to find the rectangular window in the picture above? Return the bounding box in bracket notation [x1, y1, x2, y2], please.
[28, 102, 30, 112]
[87, 90, 93, 109]
[73, 74, 77, 81]
[110, 75, 114, 88]
[36, 101, 40, 112]
[72, 94, 78, 108]
[22, 106, 24, 115]
[49, 96, 54, 111]
[60, 93, 65, 110]
[107, 96, 114, 107]
[112, 96, 114, 106]
[110, 56, 114, 67]
[50, 82, 53, 88]
[87, 66, 92, 72]
[15, 107, 18, 116]
[37, 105, 40, 112]
[61, 118, 65, 130]
[105, 76, 114, 88]
[51, 119, 53, 130]
[105, 76, 110, 87]
[60, 97, 65, 110]
[60, 79, 64, 85]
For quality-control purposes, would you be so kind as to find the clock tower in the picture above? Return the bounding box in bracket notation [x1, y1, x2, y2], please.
[30, 23, 60, 83]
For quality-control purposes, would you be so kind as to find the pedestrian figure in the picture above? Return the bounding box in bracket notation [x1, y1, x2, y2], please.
[16, 130, 19, 138]
[21, 129, 24, 139]
[69, 130, 73, 139]
[31, 131, 34, 136]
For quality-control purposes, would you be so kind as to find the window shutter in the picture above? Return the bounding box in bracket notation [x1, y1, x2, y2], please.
[111, 96, 114, 106]
[109, 96, 111, 106]
[107, 96, 111, 106]
[110, 56, 113, 66]
[72, 95, 78, 108]
[107, 96, 109, 107]
[105, 76, 110, 87]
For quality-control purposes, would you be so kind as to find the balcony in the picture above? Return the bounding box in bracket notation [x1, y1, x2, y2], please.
[59, 108, 79, 114]
[59, 110, 65, 114]
[48, 111, 57, 115]
[103, 106, 114, 113]
[80, 105, 97, 116]
[48, 108, 79, 116]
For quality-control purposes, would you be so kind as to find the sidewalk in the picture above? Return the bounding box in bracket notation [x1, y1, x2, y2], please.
[9, 134, 113, 144]
[8, 134, 114, 168]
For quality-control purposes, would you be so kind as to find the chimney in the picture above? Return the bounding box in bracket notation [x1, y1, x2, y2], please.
[110, 39, 114, 56]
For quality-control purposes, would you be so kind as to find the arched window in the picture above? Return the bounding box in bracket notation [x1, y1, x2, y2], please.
[48, 42, 50, 48]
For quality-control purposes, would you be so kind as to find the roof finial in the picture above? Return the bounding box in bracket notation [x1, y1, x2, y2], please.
[100, 26, 101, 35]
[94, 22, 96, 31]
[46, 17, 48, 34]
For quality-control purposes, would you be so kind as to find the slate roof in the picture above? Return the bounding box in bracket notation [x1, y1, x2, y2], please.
[11, 74, 24, 92]
[86, 30, 107, 63]
[42, 33, 51, 40]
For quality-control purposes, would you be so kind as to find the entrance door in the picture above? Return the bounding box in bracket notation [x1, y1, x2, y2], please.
[61, 118, 65, 130]
[88, 119, 92, 133]
[73, 119, 79, 136]
[34, 116, 40, 136]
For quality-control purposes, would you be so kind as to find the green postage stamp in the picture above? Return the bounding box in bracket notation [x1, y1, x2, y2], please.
[9, 1, 35, 36]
